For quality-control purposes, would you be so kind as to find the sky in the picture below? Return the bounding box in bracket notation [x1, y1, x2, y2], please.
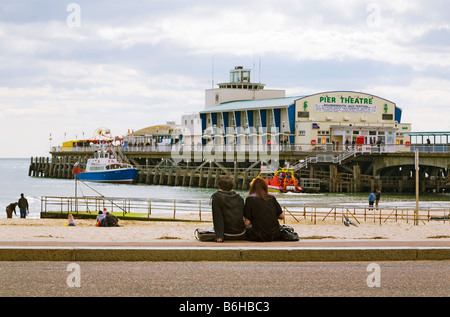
[1, 0, 450, 158]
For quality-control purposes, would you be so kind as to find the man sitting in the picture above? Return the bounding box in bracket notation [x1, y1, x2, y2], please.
[210, 175, 246, 242]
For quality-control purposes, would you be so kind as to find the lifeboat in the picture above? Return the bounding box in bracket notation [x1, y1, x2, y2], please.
[251, 168, 302, 193]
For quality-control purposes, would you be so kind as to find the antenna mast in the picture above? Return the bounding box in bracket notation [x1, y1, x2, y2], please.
[258, 57, 261, 83]
[211, 55, 215, 89]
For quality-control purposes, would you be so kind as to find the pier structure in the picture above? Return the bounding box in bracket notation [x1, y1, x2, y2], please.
[29, 143, 450, 193]
[29, 66, 450, 193]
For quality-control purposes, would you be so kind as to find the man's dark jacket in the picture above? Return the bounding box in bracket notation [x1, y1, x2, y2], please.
[211, 191, 245, 240]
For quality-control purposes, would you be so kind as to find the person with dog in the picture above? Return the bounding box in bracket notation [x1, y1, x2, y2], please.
[18, 193, 29, 218]
[6, 203, 18, 218]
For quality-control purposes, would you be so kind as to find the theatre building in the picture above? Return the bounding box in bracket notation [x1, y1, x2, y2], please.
[199, 66, 411, 152]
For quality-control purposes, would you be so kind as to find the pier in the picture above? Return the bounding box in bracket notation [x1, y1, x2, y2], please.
[28, 144, 450, 193]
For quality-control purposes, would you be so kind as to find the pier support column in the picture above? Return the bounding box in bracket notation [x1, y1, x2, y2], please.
[206, 168, 213, 188]
[329, 165, 337, 193]
[198, 168, 204, 187]
[174, 169, 180, 186]
[182, 169, 189, 186]
[189, 169, 196, 187]
[242, 172, 249, 190]
[353, 165, 361, 193]
[167, 168, 173, 186]
[153, 168, 159, 184]
[159, 168, 166, 185]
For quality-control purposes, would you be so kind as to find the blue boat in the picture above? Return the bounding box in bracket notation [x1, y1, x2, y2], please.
[75, 154, 139, 184]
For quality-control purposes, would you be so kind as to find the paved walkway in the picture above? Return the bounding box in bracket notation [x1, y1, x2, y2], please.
[0, 239, 449, 261]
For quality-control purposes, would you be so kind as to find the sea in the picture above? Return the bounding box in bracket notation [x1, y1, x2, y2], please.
[1, 158, 450, 219]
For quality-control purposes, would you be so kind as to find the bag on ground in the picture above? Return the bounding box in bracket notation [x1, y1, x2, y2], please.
[279, 225, 299, 241]
[194, 228, 216, 241]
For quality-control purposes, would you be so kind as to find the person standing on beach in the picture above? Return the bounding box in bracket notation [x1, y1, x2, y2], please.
[368, 191, 376, 210]
[18, 193, 29, 218]
[375, 188, 381, 209]
[210, 175, 246, 242]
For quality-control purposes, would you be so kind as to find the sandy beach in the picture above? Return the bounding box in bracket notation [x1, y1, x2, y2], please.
[0, 217, 449, 243]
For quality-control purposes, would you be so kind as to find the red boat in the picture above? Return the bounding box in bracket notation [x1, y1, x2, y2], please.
[252, 168, 302, 193]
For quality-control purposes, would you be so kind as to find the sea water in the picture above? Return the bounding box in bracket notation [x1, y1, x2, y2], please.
[1, 158, 449, 219]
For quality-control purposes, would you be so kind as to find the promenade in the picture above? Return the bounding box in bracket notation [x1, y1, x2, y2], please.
[1, 220, 448, 298]
[1, 240, 449, 262]
[0, 218, 449, 262]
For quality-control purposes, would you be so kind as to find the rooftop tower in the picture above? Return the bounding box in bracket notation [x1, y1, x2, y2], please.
[205, 66, 285, 109]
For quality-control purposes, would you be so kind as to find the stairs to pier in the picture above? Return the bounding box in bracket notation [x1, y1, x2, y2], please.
[293, 149, 358, 171]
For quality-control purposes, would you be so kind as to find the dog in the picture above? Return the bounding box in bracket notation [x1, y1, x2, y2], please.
[6, 203, 18, 218]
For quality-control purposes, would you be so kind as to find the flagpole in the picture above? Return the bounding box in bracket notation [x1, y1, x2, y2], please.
[415, 149, 419, 225]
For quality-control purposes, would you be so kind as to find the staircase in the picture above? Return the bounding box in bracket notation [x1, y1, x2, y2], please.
[293, 149, 358, 171]
[110, 146, 141, 168]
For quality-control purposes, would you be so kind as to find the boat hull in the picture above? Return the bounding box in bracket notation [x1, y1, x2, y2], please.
[76, 168, 139, 184]
[267, 185, 284, 193]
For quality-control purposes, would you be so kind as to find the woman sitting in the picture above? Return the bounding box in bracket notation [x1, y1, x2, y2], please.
[244, 177, 285, 241]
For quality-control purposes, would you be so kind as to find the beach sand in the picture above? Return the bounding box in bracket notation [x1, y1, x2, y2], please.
[0, 217, 449, 243]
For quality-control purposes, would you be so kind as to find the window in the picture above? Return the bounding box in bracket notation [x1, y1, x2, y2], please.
[317, 138, 329, 144]
[242, 71, 250, 82]
[298, 111, 309, 118]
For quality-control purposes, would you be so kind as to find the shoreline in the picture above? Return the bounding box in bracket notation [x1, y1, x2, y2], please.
[1, 218, 449, 243]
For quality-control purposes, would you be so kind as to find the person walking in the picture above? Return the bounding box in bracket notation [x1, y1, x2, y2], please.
[18, 193, 29, 218]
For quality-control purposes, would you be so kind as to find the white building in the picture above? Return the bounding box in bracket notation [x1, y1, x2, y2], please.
[198, 66, 412, 153]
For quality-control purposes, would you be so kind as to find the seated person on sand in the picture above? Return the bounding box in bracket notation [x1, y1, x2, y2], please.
[210, 175, 246, 242]
[66, 214, 76, 226]
[243, 177, 285, 242]
[98, 212, 120, 227]
[96, 208, 107, 226]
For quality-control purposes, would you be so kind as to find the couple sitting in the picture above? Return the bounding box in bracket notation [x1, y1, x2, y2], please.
[205, 175, 285, 242]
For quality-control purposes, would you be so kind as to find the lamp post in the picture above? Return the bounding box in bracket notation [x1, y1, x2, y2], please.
[415, 149, 419, 225]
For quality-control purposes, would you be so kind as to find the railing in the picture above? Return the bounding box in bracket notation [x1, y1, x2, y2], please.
[410, 144, 450, 153]
[41, 196, 213, 222]
[292, 149, 358, 171]
[281, 202, 450, 225]
[50, 143, 424, 154]
[41, 196, 450, 225]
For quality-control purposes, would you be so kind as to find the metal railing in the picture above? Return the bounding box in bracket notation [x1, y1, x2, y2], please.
[281, 202, 450, 225]
[41, 196, 213, 221]
[50, 143, 429, 154]
[41, 196, 450, 225]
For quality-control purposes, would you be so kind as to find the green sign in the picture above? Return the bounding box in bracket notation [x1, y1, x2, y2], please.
[319, 96, 373, 105]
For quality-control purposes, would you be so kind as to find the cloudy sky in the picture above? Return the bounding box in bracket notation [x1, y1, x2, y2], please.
[1, 0, 449, 158]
